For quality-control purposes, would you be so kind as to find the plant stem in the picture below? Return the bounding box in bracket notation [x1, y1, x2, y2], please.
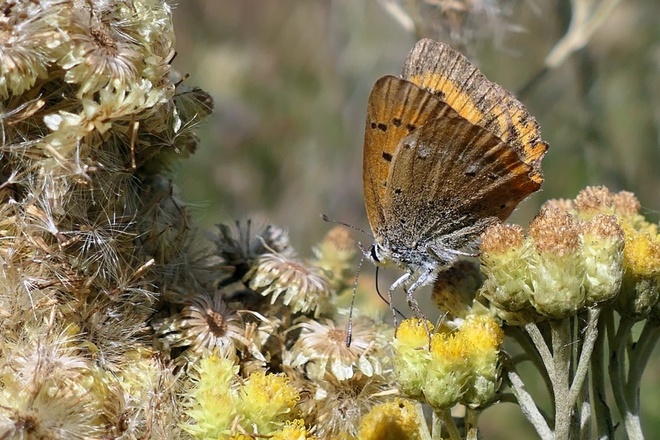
[525, 322, 555, 381]
[609, 317, 633, 413]
[503, 355, 554, 439]
[507, 325, 553, 396]
[591, 313, 614, 439]
[551, 318, 573, 440]
[568, 308, 600, 415]
[465, 407, 479, 440]
[437, 409, 461, 440]
[417, 402, 433, 440]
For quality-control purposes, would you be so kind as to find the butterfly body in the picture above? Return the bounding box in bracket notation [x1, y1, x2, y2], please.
[362, 40, 548, 315]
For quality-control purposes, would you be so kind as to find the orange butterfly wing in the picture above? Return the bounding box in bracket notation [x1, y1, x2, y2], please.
[402, 39, 548, 185]
[363, 75, 454, 238]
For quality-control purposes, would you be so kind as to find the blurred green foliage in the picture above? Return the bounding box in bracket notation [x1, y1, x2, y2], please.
[171, 1, 659, 438]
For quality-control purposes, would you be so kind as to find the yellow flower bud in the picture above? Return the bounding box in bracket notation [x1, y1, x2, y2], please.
[392, 318, 433, 398]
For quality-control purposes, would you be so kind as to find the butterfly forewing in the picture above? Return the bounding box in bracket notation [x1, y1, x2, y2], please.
[363, 75, 455, 237]
[402, 39, 548, 185]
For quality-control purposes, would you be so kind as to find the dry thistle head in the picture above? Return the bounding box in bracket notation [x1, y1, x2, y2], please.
[213, 220, 293, 286]
[245, 251, 332, 317]
[153, 289, 264, 366]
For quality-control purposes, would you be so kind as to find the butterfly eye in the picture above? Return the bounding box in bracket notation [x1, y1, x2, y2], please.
[370, 244, 381, 263]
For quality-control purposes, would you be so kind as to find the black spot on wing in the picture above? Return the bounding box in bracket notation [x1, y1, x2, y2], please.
[382, 152, 393, 162]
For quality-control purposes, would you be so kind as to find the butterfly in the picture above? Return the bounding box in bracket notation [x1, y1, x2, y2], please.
[362, 39, 548, 318]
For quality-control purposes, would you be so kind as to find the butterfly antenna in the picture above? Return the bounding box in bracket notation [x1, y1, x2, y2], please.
[345, 253, 365, 347]
[321, 214, 373, 239]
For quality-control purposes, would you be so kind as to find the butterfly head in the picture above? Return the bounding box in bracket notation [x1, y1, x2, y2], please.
[365, 241, 399, 269]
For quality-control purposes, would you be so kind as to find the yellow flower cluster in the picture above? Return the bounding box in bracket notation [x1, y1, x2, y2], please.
[392, 315, 503, 410]
[184, 353, 315, 439]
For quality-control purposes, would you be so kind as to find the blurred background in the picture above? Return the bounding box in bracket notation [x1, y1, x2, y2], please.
[170, 1, 658, 438]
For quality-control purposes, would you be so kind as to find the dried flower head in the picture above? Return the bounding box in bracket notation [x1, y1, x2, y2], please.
[286, 316, 387, 381]
[214, 221, 293, 287]
[245, 251, 332, 316]
[154, 289, 263, 364]
[0, 324, 103, 439]
[0, 0, 61, 99]
[310, 373, 394, 439]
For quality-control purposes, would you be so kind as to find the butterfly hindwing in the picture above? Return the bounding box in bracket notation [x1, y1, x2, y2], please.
[382, 110, 540, 256]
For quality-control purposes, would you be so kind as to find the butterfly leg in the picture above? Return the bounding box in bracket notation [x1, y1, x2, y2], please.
[404, 268, 437, 318]
[389, 272, 411, 331]
[405, 269, 437, 346]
